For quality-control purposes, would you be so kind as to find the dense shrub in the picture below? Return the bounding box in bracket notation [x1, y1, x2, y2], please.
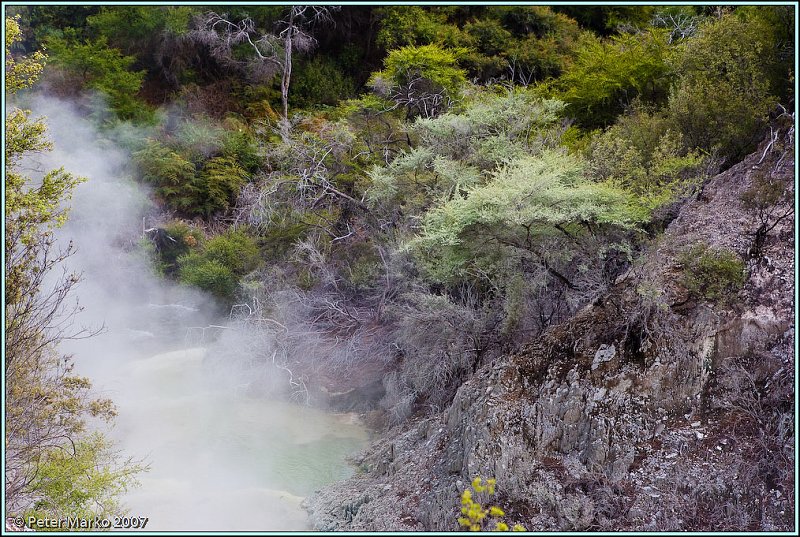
[386, 290, 486, 411]
[409, 150, 648, 283]
[734, 6, 794, 104]
[367, 90, 566, 215]
[87, 5, 193, 52]
[555, 28, 670, 128]
[219, 116, 261, 172]
[178, 258, 238, 299]
[43, 31, 153, 122]
[679, 244, 746, 305]
[291, 56, 356, 108]
[370, 44, 467, 118]
[133, 140, 196, 211]
[134, 137, 249, 218]
[177, 228, 261, 299]
[587, 105, 708, 209]
[667, 13, 778, 164]
[193, 156, 248, 217]
[374, 6, 447, 49]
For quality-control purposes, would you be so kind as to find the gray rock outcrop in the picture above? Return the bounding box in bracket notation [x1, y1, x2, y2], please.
[305, 127, 795, 532]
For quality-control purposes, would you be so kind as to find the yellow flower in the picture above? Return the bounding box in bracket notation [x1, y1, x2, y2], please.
[489, 506, 505, 517]
[470, 524, 481, 531]
[472, 476, 485, 492]
[495, 522, 509, 531]
[468, 506, 485, 520]
[512, 523, 527, 531]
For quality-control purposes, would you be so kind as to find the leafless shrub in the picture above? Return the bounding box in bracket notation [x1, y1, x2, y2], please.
[232, 122, 366, 234]
[385, 72, 453, 120]
[652, 11, 701, 43]
[385, 290, 486, 410]
[382, 371, 416, 427]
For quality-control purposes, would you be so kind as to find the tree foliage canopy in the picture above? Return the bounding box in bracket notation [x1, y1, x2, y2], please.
[410, 150, 648, 282]
[667, 13, 779, 162]
[370, 43, 467, 118]
[555, 28, 670, 128]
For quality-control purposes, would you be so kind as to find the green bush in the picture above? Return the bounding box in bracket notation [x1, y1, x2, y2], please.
[201, 229, 260, 275]
[291, 56, 356, 108]
[177, 228, 261, 299]
[193, 156, 248, 218]
[496, 5, 579, 37]
[679, 244, 746, 305]
[44, 31, 153, 122]
[409, 150, 648, 283]
[87, 6, 193, 51]
[178, 258, 238, 299]
[220, 117, 261, 172]
[667, 13, 777, 163]
[22, 433, 144, 523]
[134, 140, 248, 218]
[343, 240, 382, 291]
[257, 215, 309, 260]
[133, 140, 197, 211]
[464, 18, 513, 57]
[367, 91, 568, 228]
[588, 105, 707, 209]
[555, 28, 670, 128]
[740, 172, 791, 219]
[375, 6, 446, 49]
[370, 44, 467, 118]
[734, 6, 794, 104]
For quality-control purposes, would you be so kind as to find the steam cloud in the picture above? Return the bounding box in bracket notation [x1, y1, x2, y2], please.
[18, 94, 367, 531]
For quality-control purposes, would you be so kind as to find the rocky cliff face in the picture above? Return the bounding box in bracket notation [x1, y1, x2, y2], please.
[305, 127, 795, 532]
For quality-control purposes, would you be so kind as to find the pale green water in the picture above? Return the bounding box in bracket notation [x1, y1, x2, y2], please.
[109, 348, 369, 531]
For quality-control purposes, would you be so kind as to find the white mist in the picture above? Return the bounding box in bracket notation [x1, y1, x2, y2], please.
[22, 95, 367, 531]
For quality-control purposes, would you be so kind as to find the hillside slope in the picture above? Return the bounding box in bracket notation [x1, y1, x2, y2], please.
[305, 123, 795, 532]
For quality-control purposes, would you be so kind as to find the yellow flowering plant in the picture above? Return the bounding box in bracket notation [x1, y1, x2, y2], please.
[458, 477, 526, 532]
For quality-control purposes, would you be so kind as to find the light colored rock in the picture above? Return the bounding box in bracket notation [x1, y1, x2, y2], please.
[592, 344, 617, 370]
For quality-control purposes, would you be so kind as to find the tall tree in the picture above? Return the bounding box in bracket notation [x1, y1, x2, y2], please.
[191, 6, 338, 136]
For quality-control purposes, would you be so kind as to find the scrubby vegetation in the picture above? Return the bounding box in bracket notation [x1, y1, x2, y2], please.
[5, 5, 794, 531]
[679, 244, 746, 305]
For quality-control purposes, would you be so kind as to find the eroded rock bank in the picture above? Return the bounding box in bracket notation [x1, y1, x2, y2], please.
[305, 127, 795, 531]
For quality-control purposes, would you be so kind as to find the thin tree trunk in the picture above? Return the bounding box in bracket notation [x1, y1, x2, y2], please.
[281, 9, 295, 123]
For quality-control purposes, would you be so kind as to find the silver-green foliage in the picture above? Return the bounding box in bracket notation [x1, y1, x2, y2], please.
[367, 89, 566, 214]
[409, 150, 648, 282]
[413, 89, 565, 167]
